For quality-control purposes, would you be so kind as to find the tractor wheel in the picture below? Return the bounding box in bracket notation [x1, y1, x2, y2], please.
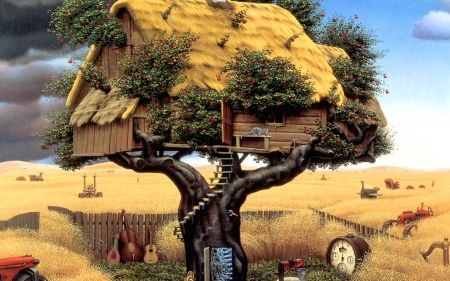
[96, 192, 103, 197]
[13, 271, 47, 281]
[79, 193, 85, 198]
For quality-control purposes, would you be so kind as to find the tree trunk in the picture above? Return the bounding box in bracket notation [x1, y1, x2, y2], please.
[107, 121, 334, 281]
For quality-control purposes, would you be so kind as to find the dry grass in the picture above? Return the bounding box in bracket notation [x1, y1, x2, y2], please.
[1, 161, 450, 280]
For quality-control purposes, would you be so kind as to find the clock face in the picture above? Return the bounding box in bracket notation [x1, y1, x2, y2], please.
[329, 239, 356, 275]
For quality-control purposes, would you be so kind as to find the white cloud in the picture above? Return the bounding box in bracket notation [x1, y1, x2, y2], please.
[413, 11, 450, 39]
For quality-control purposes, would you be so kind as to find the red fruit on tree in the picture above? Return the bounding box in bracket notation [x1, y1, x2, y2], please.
[68, 59, 73, 63]
[52, 30, 57, 34]
[355, 14, 359, 19]
[385, 89, 390, 94]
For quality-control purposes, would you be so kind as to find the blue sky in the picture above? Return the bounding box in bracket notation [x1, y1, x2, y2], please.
[318, 0, 450, 170]
[2, 0, 450, 170]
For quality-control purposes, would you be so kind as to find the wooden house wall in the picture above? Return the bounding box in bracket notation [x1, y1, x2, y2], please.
[232, 108, 327, 150]
[73, 119, 133, 156]
[72, 9, 149, 156]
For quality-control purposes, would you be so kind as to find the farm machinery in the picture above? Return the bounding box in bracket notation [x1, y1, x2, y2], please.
[79, 174, 103, 198]
[384, 178, 400, 189]
[397, 202, 434, 226]
[357, 181, 382, 199]
[28, 173, 43, 181]
[0, 255, 47, 281]
[382, 203, 435, 230]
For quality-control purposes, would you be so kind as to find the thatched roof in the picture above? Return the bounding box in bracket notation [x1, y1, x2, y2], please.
[70, 87, 138, 127]
[67, 0, 348, 113]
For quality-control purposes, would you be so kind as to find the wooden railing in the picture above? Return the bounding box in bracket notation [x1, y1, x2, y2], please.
[310, 208, 401, 240]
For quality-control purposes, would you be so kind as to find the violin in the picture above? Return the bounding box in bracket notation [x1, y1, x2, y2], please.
[120, 209, 143, 262]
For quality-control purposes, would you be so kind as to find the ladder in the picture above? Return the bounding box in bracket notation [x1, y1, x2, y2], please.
[209, 147, 234, 189]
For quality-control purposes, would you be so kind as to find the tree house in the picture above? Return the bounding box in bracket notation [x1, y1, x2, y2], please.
[66, 0, 386, 158]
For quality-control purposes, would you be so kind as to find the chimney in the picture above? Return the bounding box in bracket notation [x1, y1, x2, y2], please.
[206, 0, 234, 9]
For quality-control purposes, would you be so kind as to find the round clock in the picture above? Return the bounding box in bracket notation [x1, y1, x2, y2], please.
[326, 233, 371, 276]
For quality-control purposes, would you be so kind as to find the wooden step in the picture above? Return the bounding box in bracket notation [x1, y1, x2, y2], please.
[213, 170, 233, 175]
[209, 183, 228, 187]
[210, 178, 230, 183]
[216, 164, 233, 168]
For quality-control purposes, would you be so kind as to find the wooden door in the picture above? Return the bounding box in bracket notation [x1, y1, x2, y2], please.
[221, 100, 233, 145]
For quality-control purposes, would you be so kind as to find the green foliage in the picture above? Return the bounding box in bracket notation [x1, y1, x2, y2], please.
[284, 33, 302, 49]
[220, 48, 315, 120]
[32, 108, 99, 171]
[112, 32, 198, 101]
[162, 3, 176, 20]
[316, 14, 383, 64]
[146, 105, 174, 139]
[330, 57, 385, 102]
[42, 69, 78, 100]
[277, 0, 325, 41]
[217, 33, 231, 47]
[94, 260, 186, 281]
[171, 86, 225, 149]
[335, 100, 379, 126]
[373, 127, 396, 158]
[79, 62, 111, 93]
[94, 258, 350, 281]
[231, 9, 248, 28]
[309, 124, 358, 170]
[48, 0, 127, 49]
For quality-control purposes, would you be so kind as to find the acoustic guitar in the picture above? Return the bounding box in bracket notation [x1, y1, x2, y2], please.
[106, 234, 121, 264]
[143, 226, 158, 264]
[119, 209, 143, 262]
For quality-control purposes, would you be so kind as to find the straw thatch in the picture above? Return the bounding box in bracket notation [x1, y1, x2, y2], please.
[70, 87, 138, 127]
[66, 0, 348, 112]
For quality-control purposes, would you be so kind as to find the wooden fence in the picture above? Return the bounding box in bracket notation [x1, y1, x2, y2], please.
[0, 212, 40, 231]
[310, 208, 401, 240]
[47, 206, 288, 261]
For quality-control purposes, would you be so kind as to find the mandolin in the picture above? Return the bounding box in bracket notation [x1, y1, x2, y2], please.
[106, 234, 121, 264]
[119, 209, 143, 262]
[143, 226, 158, 264]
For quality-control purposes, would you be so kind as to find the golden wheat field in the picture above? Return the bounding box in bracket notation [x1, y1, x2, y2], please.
[1, 160, 450, 281]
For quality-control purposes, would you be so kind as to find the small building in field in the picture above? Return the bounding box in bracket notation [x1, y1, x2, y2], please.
[66, 0, 386, 158]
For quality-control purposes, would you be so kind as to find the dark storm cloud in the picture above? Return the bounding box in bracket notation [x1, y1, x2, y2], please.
[0, 98, 64, 143]
[0, 0, 64, 60]
[0, 97, 65, 162]
[0, 60, 60, 104]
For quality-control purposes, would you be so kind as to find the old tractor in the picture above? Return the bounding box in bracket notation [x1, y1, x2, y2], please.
[79, 174, 103, 198]
[28, 173, 43, 181]
[397, 202, 434, 226]
[0, 255, 47, 281]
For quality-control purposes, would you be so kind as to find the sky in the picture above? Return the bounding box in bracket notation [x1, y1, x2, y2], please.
[0, 0, 449, 170]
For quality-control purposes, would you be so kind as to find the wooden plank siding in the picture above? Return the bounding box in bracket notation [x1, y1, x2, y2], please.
[232, 108, 327, 149]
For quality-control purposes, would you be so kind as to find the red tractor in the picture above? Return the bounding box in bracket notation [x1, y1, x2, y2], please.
[397, 203, 434, 226]
[0, 255, 47, 281]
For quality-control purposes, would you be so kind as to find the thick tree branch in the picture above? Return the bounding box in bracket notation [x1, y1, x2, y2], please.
[224, 138, 334, 211]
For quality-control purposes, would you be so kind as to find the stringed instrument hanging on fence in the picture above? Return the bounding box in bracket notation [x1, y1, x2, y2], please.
[143, 225, 159, 264]
[119, 209, 143, 262]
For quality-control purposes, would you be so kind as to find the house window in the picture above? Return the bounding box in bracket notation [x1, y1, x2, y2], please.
[265, 113, 285, 128]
